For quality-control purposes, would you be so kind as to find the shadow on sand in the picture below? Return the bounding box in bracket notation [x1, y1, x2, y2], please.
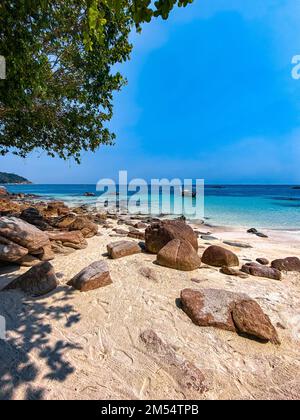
[0, 275, 81, 400]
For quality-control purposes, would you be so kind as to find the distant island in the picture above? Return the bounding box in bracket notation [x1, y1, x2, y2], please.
[0, 172, 31, 184]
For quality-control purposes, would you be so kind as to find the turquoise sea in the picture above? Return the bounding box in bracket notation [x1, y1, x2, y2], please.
[3, 184, 300, 230]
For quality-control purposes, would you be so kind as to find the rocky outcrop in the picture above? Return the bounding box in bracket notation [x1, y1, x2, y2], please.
[0, 235, 28, 262]
[201, 245, 239, 267]
[145, 220, 198, 254]
[68, 216, 98, 238]
[47, 231, 88, 251]
[271, 257, 300, 272]
[107, 240, 142, 259]
[68, 261, 112, 292]
[0, 217, 50, 253]
[157, 239, 201, 271]
[180, 288, 279, 344]
[241, 263, 282, 280]
[4, 261, 58, 296]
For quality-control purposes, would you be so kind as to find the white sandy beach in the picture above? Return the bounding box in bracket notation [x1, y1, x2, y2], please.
[0, 220, 300, 400]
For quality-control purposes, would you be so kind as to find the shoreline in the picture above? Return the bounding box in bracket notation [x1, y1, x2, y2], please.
[1, 191, 300, 400]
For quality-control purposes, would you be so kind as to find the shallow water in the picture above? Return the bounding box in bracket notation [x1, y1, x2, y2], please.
[4, 184, 300, 230]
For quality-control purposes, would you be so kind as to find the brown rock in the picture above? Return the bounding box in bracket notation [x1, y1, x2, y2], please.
[17, 254, 41, 267]
[140, 329, 207, 393]
[220, 266, 249, 279]
[107, 240, 142, 259]
[51, 242, 75, 255]
[0, 235, 28, 262]
[0, 217, 50, 253]
[256, 258, 269, 266]
[271, 257, 300, 272]
[180, 288, 241, 332]
[201, 245, 239, 267]
[40, 244, 55, 261]
[232, 300, 280, 344]
[145, 219, 198, 254]
[5, 261, 58, 296]
[68, 216, 98, 238]
[54, 214, 77, 229]
[68, 261, 112, 292]
[180, 288, 279, 344]
[128, 231, 145, 240]
[47, 231, 88, 249]
[157, 239, 201, 271]
[20, 207, 49, 230]
[241, 263, 281, 280]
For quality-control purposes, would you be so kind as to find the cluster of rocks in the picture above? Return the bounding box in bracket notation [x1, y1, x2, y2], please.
[0, 194, 105, 266]
[145, 219, 201, 271]
[1, 194, 299, 348]
[180, 288, 280, 345]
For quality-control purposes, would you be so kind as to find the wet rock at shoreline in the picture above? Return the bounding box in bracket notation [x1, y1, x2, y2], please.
[68, 261, 112, 292]
[247, 228, 268, 238]
[107, 240, 142, 259]
[145, 220, 198, 254]
[0, 187, 8, 196]
[271, 257, 300, 272]
[157, 239, 201, 271]
[241, 262, 282, 280]
[201, 245, 239, 267]
[180, 288, 279, 344]
[5, 261, 58, 296]
[223, 240, 253, 249]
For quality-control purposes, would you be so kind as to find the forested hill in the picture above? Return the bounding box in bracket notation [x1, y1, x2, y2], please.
[0, 172, 31, 184]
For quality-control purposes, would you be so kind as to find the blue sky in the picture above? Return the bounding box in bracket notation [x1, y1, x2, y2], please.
[1, 0, 300, 184]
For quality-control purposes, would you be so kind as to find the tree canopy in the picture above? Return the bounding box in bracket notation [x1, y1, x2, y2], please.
[0, 1, 193, 162]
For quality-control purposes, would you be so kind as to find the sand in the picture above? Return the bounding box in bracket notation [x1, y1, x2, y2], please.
[0, 220, 300, 400]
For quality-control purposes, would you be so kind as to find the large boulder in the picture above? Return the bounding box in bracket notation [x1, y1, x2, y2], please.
[271, 257, 300, 272]
[241, 263, 282, 281]
[201, 245, 239, 267]
[145, 220, 198, 254]
[0, 217, 50, 253]
[157, 239, 201, 271]
[4, 261, 58, 296]
[0, 235, 28, 262]
[68, 261, 112, 292]
[180, 288, 279, 344]
[107, 240, 142, 259]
